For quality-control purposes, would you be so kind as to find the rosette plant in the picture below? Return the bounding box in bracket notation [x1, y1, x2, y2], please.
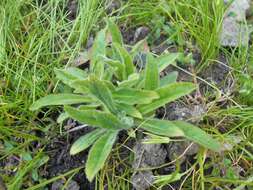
[30, 19, 220, 181]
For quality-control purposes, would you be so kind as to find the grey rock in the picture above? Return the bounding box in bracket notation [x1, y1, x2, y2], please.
[132, 170, 155, 190]
[133, 140, 167, 168]
[166, 103, 206, 124]
[166, 141, 199, 163]
[134, 26, 150, 43]
[220, 0, 250, 47]
[51, 179, 80, 190]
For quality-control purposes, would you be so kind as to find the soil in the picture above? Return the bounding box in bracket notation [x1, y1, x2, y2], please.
[43, 125, 95, 189]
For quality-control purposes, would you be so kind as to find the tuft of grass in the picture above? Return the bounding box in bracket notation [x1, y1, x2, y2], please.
[162, 0, 225, 71]
[0, 0, 109, 188]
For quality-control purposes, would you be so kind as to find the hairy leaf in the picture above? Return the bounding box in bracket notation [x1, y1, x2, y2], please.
[54, 67, 87, 86]
[70, 129, 105, 155]
[160, 71, 178, 87]
[30, 94, 92, 110]
[102, 56, 126, 80]
[91, 29, 107, 77]
[87, 76, 117, 113]
[173, 121, 221, 151]
[113, 43, 135, 77]
[139, 119, 185, 137]
[107, 19, 123, 45]
[113, 88, 159, 105]
[116, 103, 142, 119]
[145, 53, 159, 90]
[158, 53, 180, 72]
[138, 82, 196, 115]
[86, 131, 118, 181]
[65, 106, 129, 130]
[118, 73, 140, 88]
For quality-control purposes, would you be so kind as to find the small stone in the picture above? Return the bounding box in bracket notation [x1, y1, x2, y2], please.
[133, 140, 167, 168]
[51, 179, 80, 190]
[166, 141, 199, 163]
[220, 0, 251, 47]
[134, 26, 150, 43]
[132, 171, 154, 190]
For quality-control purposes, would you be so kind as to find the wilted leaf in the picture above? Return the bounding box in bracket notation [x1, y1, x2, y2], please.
[86, 131, 118, 181]
[144, 53, 159, 90]
[70, 129, 105, 155]
[30, 94, 92, 111]
[138, 82, 196, 115]
[65, 106, 130, 130]
[173, 121, 221, 152]
[113, 88, 159, 105]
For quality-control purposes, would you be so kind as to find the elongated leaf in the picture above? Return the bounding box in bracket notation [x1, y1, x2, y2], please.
[138, 82, 196, 115]
[139, 119, 184, 137]
[86, 131, 118, 181]
[107, 19, 123, 45]
[118, 73, 140, 88]
[70, 129, 105, 155]
[87, 76, 117, 113]
[172, 121, 221, 152]
[30, 94, 92, 111]
[158, 53, 181, 72]
[113, 88, 159, 105]
[130, 39, 148, 57]
[65, 106, 129, 130]
[116, 103, 142, 119]
[144, 53, 159, 90]
[57, 112, 69, 123]
[160, 71, 178, 87]
[113, 43, 135, 77]
[102, 56, 126, 80]
[54, 67, 88, 86]
[91, 29, 107, 77]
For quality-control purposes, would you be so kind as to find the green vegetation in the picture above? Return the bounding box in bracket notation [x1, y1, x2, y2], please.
[1, 0, 253, 189]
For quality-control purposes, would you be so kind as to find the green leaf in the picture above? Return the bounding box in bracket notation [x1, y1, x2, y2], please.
[91, 28, 107, 77]
[102, 56, 126, 80]
[107, 19, 123, 45]
[158, 53, 180, 72]
[138, 82, 196, 115]
[118, 73, 140, 88]
[86, 131, 118, 181]
[144, 53, 159, 90]
[113, 88, 159, 105]
[57, 112, 69, 123]
[154, 172, 185, 186]
[139, 119, 185, 137]
[87, 76, 117, 113]
[70, 129, 105, 155]
[130, 39, 147, 57]
[30, 94, 92, 111]
[54, 67, 88, 86]
[160, 71, 178, 87]
[116, 103, 142, 119]
[65, 106, 129, 130]
[172, 121, 221, 152]
[113, 43, 135, 77]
